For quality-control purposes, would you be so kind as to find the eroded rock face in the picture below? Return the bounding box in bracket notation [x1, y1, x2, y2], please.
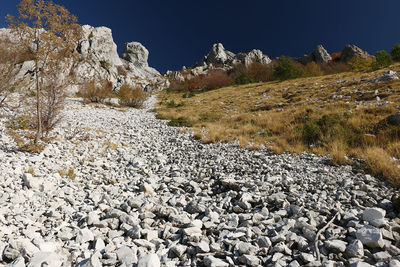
[340, 45, 374, 63]
[0, 25, 169, 93]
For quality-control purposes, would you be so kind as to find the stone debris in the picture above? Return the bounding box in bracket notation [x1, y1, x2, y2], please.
[0, 96, 398, 266]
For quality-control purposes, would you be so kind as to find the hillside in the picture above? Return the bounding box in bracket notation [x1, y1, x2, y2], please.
[156, 64, 400, 185]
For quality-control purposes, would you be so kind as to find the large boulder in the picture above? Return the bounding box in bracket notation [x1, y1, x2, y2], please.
[340, 45, 374, 63]
[122, 42, 149, 68]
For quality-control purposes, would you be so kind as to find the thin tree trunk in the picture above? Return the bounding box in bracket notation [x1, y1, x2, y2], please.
[34, 30, 41, 145]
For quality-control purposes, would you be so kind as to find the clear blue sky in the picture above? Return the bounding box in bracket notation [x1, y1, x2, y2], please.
[1, 0, 400, 72]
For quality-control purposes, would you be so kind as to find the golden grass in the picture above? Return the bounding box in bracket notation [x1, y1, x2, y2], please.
[156, 63, 400, 185]
[364, 147, 400, 186]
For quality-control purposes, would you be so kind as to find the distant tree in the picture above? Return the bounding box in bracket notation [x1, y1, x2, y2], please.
[372, 50, 393, 70]
[7, 0, 82, 144]
[391, 44, 400, 62]
[272, 56, 301, 81]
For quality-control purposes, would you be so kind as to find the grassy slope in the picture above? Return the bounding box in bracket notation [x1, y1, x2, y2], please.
[156, 64, 400, 185]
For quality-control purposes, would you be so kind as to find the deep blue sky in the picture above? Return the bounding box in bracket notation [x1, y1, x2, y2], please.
[1, 0, 400, 72]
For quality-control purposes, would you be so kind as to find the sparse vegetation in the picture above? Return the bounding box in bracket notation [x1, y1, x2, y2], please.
[78, 80, 115, 103]
[157, 63, 400, 185]
[7, 0, 82, 144]
[117, 84, 148, 108]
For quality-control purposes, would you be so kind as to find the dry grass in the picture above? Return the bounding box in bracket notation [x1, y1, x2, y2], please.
[364, 147, 400, 186]
[156, 63, 400, 185]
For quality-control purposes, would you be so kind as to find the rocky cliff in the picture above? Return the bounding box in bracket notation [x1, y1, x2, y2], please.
[0, 25, 169, 94]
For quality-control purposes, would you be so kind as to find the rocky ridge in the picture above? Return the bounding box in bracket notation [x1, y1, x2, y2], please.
[0, 25, 169, 94]
[0, 98, 399, 266]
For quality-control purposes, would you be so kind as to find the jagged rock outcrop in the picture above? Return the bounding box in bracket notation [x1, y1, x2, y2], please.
[340, 45, 374, 63]
[195, 43, 271, 68]
[196, 43, 236, 67]
[236, 49, 272, 66]
[298, 45, 332, 64]
[177, 43, 271, 78]
[0, 25, 169, 94]
[75, 25, 168, 92]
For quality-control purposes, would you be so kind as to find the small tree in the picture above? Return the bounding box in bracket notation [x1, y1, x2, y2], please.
[272, 56, 301, 81]
[7, 0, 82, 144]
[391, 44, 400, 62]
[371, 50, 393, 70]
[302, 62, 323, 77]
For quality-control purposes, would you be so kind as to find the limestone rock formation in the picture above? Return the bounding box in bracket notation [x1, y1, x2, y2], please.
[340, 45, 374, 63]
[298, 45, 332, 64]
[195, 43, 271, 68]
[75, 25, 168, 92]
[175, 43, 272, 79]
[0, 25, 169, 94]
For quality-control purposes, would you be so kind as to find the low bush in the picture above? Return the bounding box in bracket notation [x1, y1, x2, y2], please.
[234, 72, 253, 85]
[320, 61, 351, 75]
[391, 44, 400, 62]
[167, 117, 193, 127]
[371, 50, 393, 70]
[117, 84, 148, 108]
[347, 57, 371, 72]
[78, 80, 115, 103]
[302, 62, 323, 77]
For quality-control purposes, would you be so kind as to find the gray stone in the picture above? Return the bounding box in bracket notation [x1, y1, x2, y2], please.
[116, 246, 137, 266]
[370, 70, 399, 84]
[356, 225, 384, 248]
[137, 253, 161, 267]
[238, 255, 261, 266]
[324, 239, 347, 252]
[22, 173, 41, 190]
[346, 240, 364, 258]
[390, 260, 400, 267]
[27, 252, 63, 267]
[204, 256, 229, 267]
[373, 251, 391, 262]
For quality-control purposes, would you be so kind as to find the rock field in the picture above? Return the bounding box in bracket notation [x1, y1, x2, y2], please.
[0, 97, 399, 267]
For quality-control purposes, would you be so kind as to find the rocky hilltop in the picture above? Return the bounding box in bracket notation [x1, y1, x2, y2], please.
[0, 25, 169, 93]
[168, 43, 272, 79]
[166, 43, 374, 82]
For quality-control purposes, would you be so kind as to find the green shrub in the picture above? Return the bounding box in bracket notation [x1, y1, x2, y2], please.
[372, 50, 393, 69]
[234, 72, 253, 85]
[348, 57, 371, 72]
[273, 56, 301, 80]
[302, 121, 321, 145]
[391, 44, 400, 62]
[167, 117, 192, 127]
